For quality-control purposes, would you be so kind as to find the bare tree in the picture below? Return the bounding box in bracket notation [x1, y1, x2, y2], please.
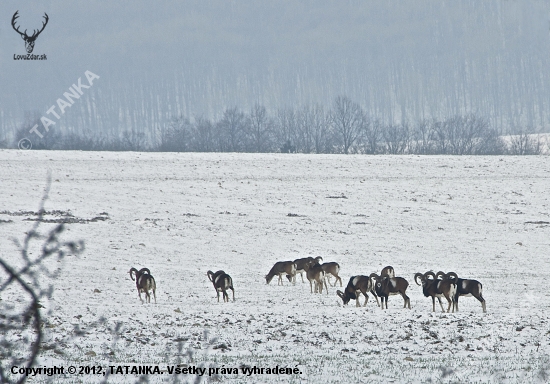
[307, 104, 332, 154]
[474, 125, 506, 155]
[433, 119, 449, 154]
[0, 179, 84, 384]
[433, 115, 490, 155]
[295, 106, 312, 153]
[449, 115, 478, 155]
[444, 115, 491, 155]
[217, 107, 246, 152]
[246, 104, 272, 152]
[122, 128, 147, 151]
[275, 108, 298, 153]
[383, 123, 409, 154]
[59, 130, 106, 151]
[332, 96, 363, 154]
[363, 118, 382, 154]
[508, 126, 543, 155]
[192, 116, 214, 152]
[410, 119, 435, 155]
[14, 111, 63, 150]
[159, 115, 192, 152]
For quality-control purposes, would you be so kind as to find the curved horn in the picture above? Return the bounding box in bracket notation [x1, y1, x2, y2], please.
[424, 271, 436, 280]
[336, 289, 351, 304]
[446, 271, 458, 279]
[129, 267, 138, 281]
[369, 273, 380, 286]
[314, 256, 323, 263]
[138, 268, 151, 275]
[414, 272, 424, 286]
[446, 272, 458, 284]
[207, 270, 214, 282]
[435, 271, 446, 280]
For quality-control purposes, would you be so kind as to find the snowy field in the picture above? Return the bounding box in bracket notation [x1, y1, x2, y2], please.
[1, 151, 549, 383]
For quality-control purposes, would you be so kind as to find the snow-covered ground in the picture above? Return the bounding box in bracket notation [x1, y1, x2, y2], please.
[1, 151, 549, 383]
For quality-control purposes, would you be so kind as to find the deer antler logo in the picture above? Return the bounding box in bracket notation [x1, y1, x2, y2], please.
[11, 11, 49, 54]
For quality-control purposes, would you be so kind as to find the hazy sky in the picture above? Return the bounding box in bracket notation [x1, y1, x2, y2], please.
[1, 1, 550, 138]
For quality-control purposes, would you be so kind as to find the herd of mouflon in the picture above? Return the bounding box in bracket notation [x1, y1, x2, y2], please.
[128, 257, 486, 313]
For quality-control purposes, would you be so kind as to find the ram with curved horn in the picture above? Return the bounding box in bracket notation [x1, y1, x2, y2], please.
[436, 271, 486, 313]
[336, 276, 376, 308]
[207, 270, 235, 302]
[129, 267, 157, 304]
[414, 271, 456, 313]
[366, 266, 395, 306]
[380, 266, 395, 278]
[207, 270, 226, 285]
[369, 273, 410, 310]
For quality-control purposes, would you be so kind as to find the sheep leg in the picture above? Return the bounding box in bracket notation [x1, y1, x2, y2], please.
[437, 296, 445, 312]
[400, 292, 410, 309]
[363, 292, 369, 307]
[381, 296, 387, 310]
[371, 290, 381, 307]
[445, 294, 453, 313]
[474, 293, 486, 313]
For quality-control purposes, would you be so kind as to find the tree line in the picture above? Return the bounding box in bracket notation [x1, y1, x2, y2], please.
[13, 96, 545, 155]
